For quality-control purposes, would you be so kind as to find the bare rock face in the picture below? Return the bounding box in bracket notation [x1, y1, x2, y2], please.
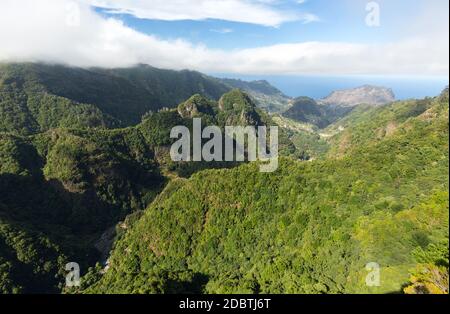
[318, 85, 395, 107]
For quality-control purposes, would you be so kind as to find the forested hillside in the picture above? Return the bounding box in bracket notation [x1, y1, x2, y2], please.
[84, 89, 449, 294]
[280, 85, 397, 130]
[0, 87, 295, 293]
[326, 89, 449, 157]
[218, 78, 291, 113]
[0, 63, 230, 132]
[0, 63, 293, 135]
[0, 128, 165, 293]
[282, 96, 343, 129]
[0, 62, 448, 295]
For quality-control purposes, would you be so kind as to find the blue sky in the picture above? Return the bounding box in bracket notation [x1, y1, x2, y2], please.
[0, 0, 448, 97]
[93, 0, 445, 48]
[92, 0, 449, 97]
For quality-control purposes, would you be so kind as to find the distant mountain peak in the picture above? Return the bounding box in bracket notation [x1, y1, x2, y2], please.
[318, 85, 395, 107]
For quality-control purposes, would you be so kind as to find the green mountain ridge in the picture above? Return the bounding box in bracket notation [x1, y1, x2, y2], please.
[282, 85, 400, 130]
[0, 62, 448, 294]
[0, 87, 296, 293]
[218, 78, 291, 113]
[83, 90, 449, 294]
[0, 63, 292, 136]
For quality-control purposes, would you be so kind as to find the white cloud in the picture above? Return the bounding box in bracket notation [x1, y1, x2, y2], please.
[0, 0, 448, 76]
[81, 0, 307, 27]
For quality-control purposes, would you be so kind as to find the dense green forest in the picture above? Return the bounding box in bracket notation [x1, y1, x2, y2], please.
[0, 63, 291, 135]
[282, 96, 348, 129]
[0, 63, 448, 294]
[217, 78, 291, 112]
[83, 88, 449, 294]
[0, 81, 294, 293]
[0, 63, 229, 132]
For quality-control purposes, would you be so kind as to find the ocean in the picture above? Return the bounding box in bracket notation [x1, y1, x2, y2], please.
[211, 74, 449, 100]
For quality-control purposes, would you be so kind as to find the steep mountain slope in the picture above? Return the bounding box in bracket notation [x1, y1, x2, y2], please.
[0, 60, 447, 294]
[0, 63, 231, 132]
[278, 86, 403, 158]
[0, 128, 165, 293]
[279, 96, 353, 153]
[96, 65, 230, 111]
[325, 87, 449, 158]
[0, 63, 294, 135]
[272, 114, 330, 160]
[218, 78, 291, 113]
[84, 91, 449, 294]
[0, 64, 120, 135]
[282, 85, 396, 130]
[282, 97, 333, 129]
[0, 89, 296, 293]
